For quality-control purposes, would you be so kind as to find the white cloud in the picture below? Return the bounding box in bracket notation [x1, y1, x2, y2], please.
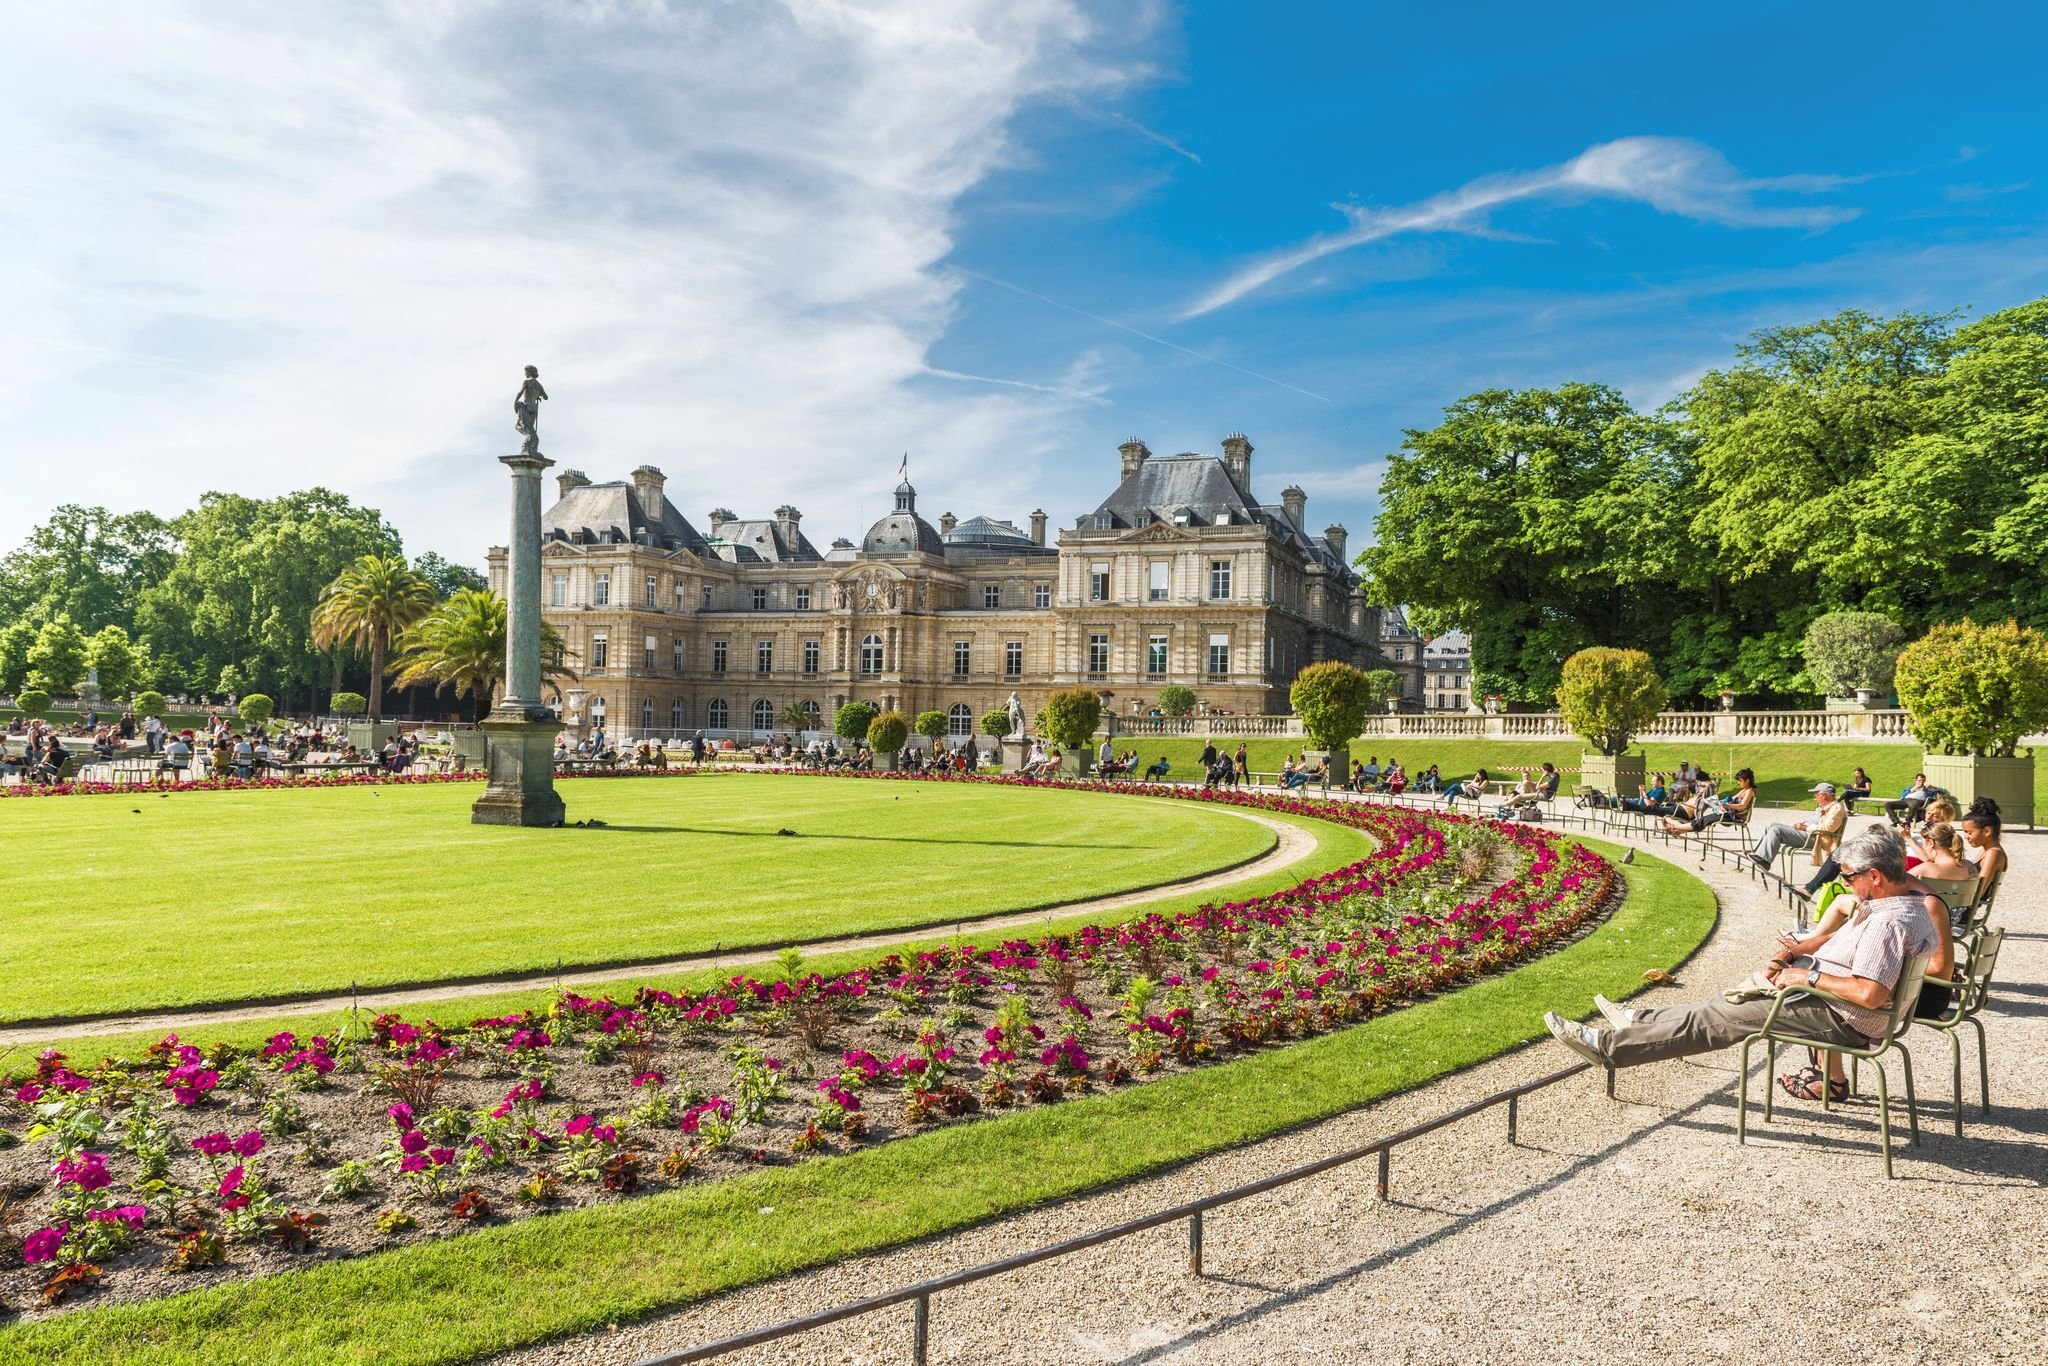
[0, 0, 1148, 562]
[1179, 136, 1863, 318]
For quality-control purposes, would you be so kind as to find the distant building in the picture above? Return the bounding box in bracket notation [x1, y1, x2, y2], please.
[1376, 607, 1427, 710]
[486, 434, 1415, 738]
[1423, 630, 1473, 712]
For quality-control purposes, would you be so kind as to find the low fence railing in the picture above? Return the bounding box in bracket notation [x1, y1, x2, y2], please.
[635, 1062, 1601, 1365]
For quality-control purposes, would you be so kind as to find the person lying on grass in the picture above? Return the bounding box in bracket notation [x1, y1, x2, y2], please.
[1546, 826, 1939, 1103]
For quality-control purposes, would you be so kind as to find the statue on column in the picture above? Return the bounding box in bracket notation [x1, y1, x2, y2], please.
[514, 365, 548, 456]
[1005, 690, 1025, 739]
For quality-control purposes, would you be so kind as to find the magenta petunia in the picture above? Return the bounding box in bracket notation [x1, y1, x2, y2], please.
[399, 1129, 427, 1154]
[23, 1224, 68, 1263]
[387, 1102, 415, 1129]
[218, 1166, 245, 1197]
[232, 1131, 265, 1158]
[429, 1147, 455, 1166]
[88, 1205, 147, 1230]
[13, 1083, 42, 1103]
[399, 1153, 429, 1173]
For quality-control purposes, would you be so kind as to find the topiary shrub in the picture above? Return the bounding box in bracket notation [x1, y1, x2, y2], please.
[330, 692, 368, 717]
[1894, 620, 2048, 757]
[133, 690, 167, 719]
[15, 687, 51, 718]
[238, 693, 275, 729]
[1803, 611, 1905, 699]
[1040, 688, 1101, 751]
[1289, 661, 1373, 753]
[980, 709, 1012, 738]
[834, 700, 879, 743]
[1555, 648, 1668, 757]
[1363, 668, 1403, 708]
[1156, 685, 1197, 718]
[913, 710, 949, 741]
[866, 711, 909, 755]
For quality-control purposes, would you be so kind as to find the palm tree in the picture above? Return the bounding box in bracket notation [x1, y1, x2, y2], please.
[388, 588, 574, 715]
[311, 555, 437, 722]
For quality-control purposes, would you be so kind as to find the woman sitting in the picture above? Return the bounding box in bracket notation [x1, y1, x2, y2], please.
[1660, 767, 1754, 836]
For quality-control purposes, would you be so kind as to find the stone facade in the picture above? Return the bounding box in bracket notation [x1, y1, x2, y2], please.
[1423, 630, 1473, 712]
[485, 436, 1418, 740]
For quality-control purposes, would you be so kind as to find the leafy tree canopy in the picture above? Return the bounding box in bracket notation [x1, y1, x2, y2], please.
[412, 552, 488, 599]
[865, 711, 909, 754]
[913, 709, 949, 739]
[1289, 661, 1373, 752]
[1895, 620, 2048, 757]
[834, 700, 879, 742]
[26, 615, 89, 695]
[1555, 648, 1668, 757]
[1041, 688, 1102, 750]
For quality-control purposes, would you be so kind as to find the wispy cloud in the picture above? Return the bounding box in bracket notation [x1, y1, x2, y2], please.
[1179, 136, 1863, 318]
[1055, 94, 1201, 164]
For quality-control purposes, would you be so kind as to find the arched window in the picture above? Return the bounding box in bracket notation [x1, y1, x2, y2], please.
[752, 699, 775, 732]
[670, 699, 686, 731]
[948, 704, 973, 736]
[590, 696, 606, 724]
[860, 633, 883, 675]
[640, 698, 654, 731]
[800, 699, 821, 729]
[706, 699, 728, 730]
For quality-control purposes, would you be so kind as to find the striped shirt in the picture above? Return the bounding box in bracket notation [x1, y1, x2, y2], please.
[1812, 893, 1941, 1038]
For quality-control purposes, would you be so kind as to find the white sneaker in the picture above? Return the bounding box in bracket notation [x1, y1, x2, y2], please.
[1593, 994, 1635, 1029]
[1544, 1011, 1608, 1068]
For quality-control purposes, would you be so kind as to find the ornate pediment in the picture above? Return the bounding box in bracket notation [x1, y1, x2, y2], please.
[1118, 520, 1199, 543]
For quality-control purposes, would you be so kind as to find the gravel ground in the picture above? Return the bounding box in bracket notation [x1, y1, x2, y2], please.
[493, 804, 2044, 1366]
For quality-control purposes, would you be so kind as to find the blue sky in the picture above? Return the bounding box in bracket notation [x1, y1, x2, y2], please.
[4, 1, 2045, 567]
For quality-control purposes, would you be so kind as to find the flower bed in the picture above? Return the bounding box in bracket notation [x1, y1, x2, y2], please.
[0, 792, 1616, 1319]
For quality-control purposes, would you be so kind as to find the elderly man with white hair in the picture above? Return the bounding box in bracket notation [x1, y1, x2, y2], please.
[1748, 780, 1847, 873]
[1546, 826, 1939, 1097]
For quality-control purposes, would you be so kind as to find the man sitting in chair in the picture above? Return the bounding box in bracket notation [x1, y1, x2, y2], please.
[1748, 781, 1846, 873]
[1143, 755, 1171, 781]
[1544, 827, 1938, 1101]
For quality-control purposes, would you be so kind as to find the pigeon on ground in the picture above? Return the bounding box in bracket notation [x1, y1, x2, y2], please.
[1620, 848, 1635, 864]
[776, 828, 798, 837]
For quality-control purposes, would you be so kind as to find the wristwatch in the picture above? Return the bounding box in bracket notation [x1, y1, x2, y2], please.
[1806, 968, 1821, 988]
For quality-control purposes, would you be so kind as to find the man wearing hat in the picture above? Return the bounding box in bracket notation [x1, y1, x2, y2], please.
[1749, 781, 1847, 873]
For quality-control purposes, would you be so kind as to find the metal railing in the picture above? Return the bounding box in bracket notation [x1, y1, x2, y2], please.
[636, 1062, 1602, 1366]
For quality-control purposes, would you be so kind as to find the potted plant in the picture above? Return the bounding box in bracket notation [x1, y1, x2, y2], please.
[1290, 661, 1374, 780]
[1894, 620, 2048, 826]
[1803, 611, 1904, 711]
[1040, 688, 1102, 776]
[865, 711, 910, 771]
[1156, 685, 1197, 719]
[1555, 647, 1667, 799]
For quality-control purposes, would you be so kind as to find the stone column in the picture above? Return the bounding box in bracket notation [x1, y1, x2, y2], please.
[473, 452, 567, 827]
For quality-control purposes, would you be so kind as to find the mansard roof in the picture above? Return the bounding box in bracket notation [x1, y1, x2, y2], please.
[704, 518, 823, 565]
[542, 482, 708, 553]
[1086, 454, 1259, 530]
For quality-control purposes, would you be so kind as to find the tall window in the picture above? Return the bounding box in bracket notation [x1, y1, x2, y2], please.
[977, 584, 997, 609]
[1208, 561, 1231, 600]
[753, 699, 774, 731]
[670, 699, 686, 730]
[795, 586, 811, 610]
[1033, 584, 1050, 609]
[641, 698, 654, 730]
[953, 641, 971, 676]
[707, 699, 728, 729]
[801, 699, 821, 729]
[702, 584, 713, 609]
[1437, 693, 1447, 710]
[643, 635, 656, 669]
[948, 704, 973, 736]
[591, 634, 608, 669]
[1087, 633, 1109, 676]
[593, 572, 610, 606]
[860, 633, 883, 674]
[549, 573, 566, 607]
[756, 639, 773, 673]
[1089, 563, 1110, 602]
[1148, 562, 1169, 601]
[803, 640, 819, 675]
[645, 574, 657, 607]
[752, 587, 768, 611]
[1207, 633, 1229, 676]
[672, 638, 684, 672]
[1392, 646, 1405, 662]
[676, 580, 688, 609]
[1004, 641, 1023, 677]
[712, 640, 727, 673]
[590, 696, 606, 725]
[1147, 633, 1168, 676]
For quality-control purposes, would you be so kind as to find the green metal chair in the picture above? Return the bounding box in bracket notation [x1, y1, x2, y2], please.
[1737, 953, 1930, 1179]
[1905, 928, 2005, 1138]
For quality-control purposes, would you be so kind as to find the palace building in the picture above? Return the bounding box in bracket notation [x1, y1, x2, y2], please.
[485, 434, 1418, 740]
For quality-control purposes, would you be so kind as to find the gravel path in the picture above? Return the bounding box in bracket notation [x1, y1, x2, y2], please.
[0, 803, 1315, 1047]
[494, 806, 2045, 1366]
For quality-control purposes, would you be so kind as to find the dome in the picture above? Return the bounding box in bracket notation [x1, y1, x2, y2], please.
[862, 511, 946, 555]
[942, 515, 1033, 547]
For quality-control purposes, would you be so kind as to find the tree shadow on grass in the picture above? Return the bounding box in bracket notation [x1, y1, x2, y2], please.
[580, 825, 1141, 851]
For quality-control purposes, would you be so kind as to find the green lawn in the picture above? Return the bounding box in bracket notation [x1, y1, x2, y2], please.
[0, 838, 1715, 1366]
[1128, 736, 2012, 810]
[1, 775, 1272, 1025]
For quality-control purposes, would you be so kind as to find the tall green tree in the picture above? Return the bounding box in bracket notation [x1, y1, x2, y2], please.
[411, 552, 489, 598]
[310, 554, 437, 722]
[85, 624, 145, 698]
[1361, 383, 1687, 703]
[0, 506, 173, 636]
[25, 615, 90, 695]
[388, 588, 573, 715]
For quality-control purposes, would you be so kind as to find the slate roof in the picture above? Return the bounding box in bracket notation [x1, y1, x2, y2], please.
[862, 479, 945, 555]
[704, 519, 823, 565]
[1086, 454, 1258, 530]
[542, 482, 708, 553]
[941, 515, 1055, 558]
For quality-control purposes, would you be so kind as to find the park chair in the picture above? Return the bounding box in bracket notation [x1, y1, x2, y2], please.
[1914, 874, 1985, 935]
[1904, 927, 2004, 1137]
[1737, 952, 1930, 1179]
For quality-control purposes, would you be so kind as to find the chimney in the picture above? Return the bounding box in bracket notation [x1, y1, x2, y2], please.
[775, 504, 802, 545]
[628, 465, 667, 523]
[1029, 508, 1047, 546]
[1221, 432, 1253, 490]
[556, 468, 591, 501]
[939, 511, 957, 535]
[1324, 523, 1349, 562]
[707, 507, 735, 537]
[1281, 485, 1307, 528]
[1118, 437, 1151, 480]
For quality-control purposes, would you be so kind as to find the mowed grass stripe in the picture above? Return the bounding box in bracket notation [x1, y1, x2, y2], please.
[1, 776, 1270, 1024]
[0, 840, 1714, 1366]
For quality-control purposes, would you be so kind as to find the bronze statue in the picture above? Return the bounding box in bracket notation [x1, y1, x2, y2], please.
[514, 365, 548, 455]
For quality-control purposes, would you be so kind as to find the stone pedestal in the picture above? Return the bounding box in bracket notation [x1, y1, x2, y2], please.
[1000, 737, 1030, 772]
[471, 703, 565, 827]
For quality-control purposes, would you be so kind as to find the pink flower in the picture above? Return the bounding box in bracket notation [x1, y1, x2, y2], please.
[232, 1131, 265, 1158]
[399, 1129, 427, 1154]
[263, 1031, 298, 1057]
[88, 1206, 147, 1231]
[630, 1071, 664, 1088]
[218, 1166, 245, 1197]
[23, 1224, 68, 1263]
[591, 1125, 616, 1145]
[387, 1102, 415, 1129]
[54, 1152, 111, 1193]
[192, 1132, 231, 1157]
[564, 1115, 594, 1138]
[53, 1072, 92, 1094]
[429, 1147, 455, 1167]
[13, 1083, 43, 1103]
[399, 1153, 429, 1173]
[220, 1195, 250, 1212]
